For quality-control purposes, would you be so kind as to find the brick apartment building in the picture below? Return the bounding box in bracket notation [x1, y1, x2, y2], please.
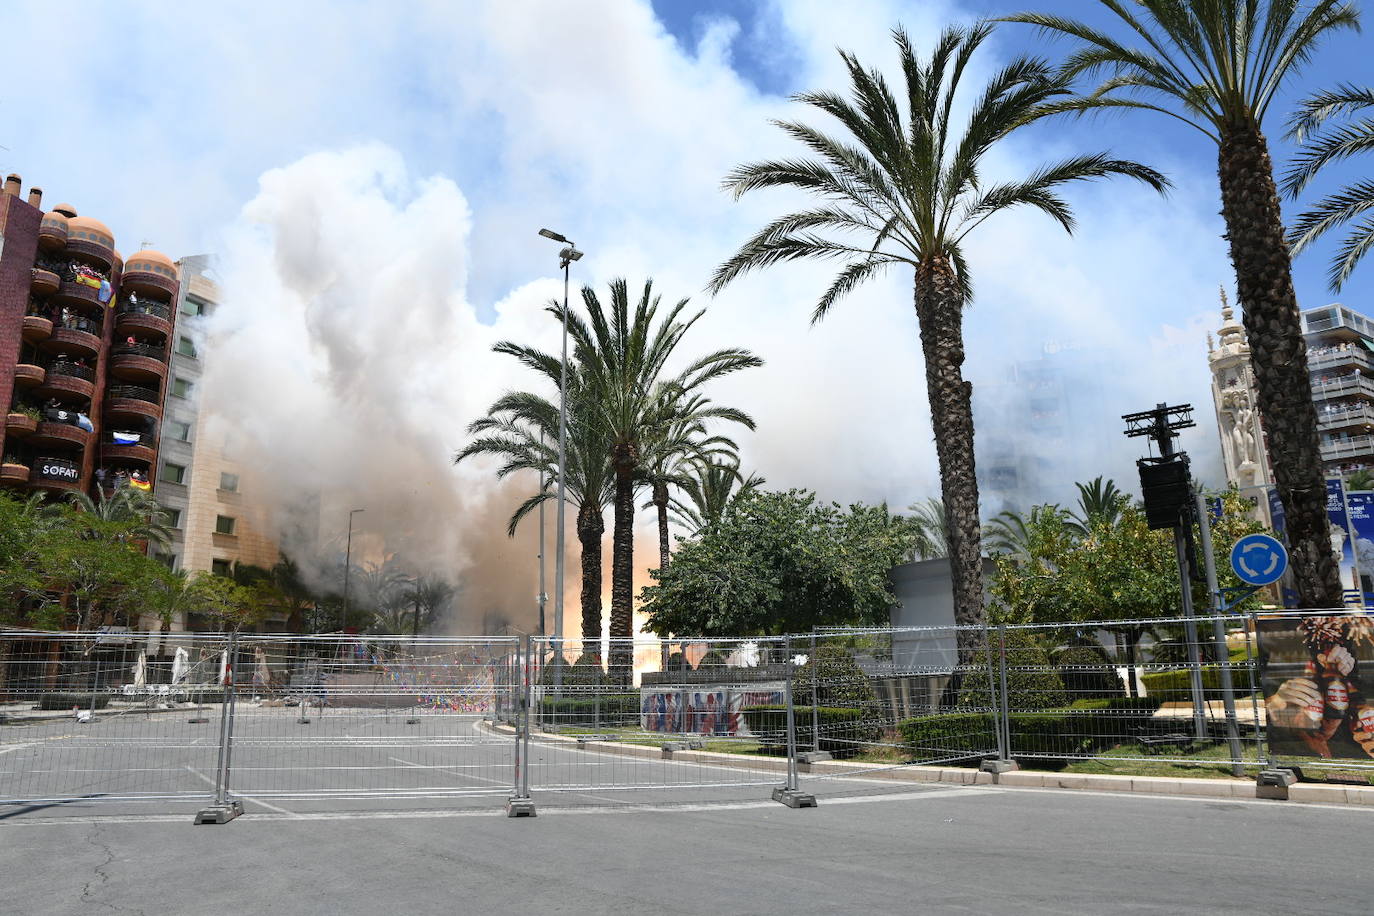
[0, 174, 180, 499]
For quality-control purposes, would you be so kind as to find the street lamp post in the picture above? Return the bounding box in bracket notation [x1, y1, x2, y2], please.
[537, 228, 583, 675]
[341, 508, 365, 632]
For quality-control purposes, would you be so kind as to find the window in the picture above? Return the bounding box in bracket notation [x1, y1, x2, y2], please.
[154, 552, 177, 570]
[171, 377, 193, 399]
[168, 420, 192, 442]
[182, 297, 206, 317]
[215, 515, 236, 535]
[176, 336, 197, 358]
[165, 508, 182, 528]
[219, 472, 239, 492]
[161, 462, 186, 485]
[211, 558, 232, 577]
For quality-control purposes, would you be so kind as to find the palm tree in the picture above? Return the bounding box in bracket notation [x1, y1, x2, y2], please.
[456, 386, 613, 647]
[1284, 85, 1374, 291]
[1067, 476, 1128, 535]
[1004, 2, 1358, 609]
[983, 504, 1074, 560]
[668, 459, 765, 536]
[907, 497, 950, 560]
[639, 393, 744, 572]
[556, 279, 761, 681]
[403, 575, 455, 637]
[710, 23, 1166, 641]
[67, 486, 173, 549]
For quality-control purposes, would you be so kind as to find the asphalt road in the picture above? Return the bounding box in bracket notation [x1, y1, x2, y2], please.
[4, 783, 1372, 915]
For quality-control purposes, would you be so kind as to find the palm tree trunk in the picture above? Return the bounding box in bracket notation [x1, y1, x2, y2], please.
[576, 501, 605, 654]
[609, 463, 636, 685]
[653, 479, 671, 571]
[914, 256, 984, 659]
[1218, 123, 1342, 608]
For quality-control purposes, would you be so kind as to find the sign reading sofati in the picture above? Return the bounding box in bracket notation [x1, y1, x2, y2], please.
[35, 459, 79, 482]
[1259, 612, 1374, 761]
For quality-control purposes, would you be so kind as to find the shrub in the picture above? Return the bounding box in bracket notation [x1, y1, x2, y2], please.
[539, 653, 609, 687]
[538, 693, 640, 727]
[1054, 644, 1124, 699]
[1139, 665, 1257, 702]
[959, 629, 1067, 710]
[792, 645, 880, 714]
[742, 705, 881, 757]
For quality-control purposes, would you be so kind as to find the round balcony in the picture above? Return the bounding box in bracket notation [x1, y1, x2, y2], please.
[64, 217, 115, 270]
[0, 462, 31, 487]
[115, 301, 173, 339]
[30, 267, 59, 296]
[45, 325, 103, 359]
[14, 363, 46, 388]
[54, 277, 112, 313]
[101, 434, 156, 466]
[30, 420, 93, 450]
[121, 251, 179, 300]
[5, 411, 38, 438]
[29, 457, 84, 494]
[108, 343, 167, 384]
[38, 212, 68, 251]
[104, 385, 163, 423]
[22, 314, 53, 343]
[35, 362, 95, 401]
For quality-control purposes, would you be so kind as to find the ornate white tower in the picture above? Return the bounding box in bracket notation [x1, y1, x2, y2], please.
[1208, 289, 1271, 489]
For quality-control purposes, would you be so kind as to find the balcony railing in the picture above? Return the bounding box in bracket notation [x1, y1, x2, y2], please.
[112, 342, 166, 361]
[1311, 375, 1374, 399]
[55, 315, 103, 336]
[1318, 405, 1374, 428]
[117, 299, 172, 321]
[47, 360, 95, 382]
[1321, 434, 1374, 458]
[107, 384, 160, 405]
[1309, 346, 1374, 371]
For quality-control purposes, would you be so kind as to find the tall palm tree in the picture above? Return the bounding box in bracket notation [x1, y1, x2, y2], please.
[67, 486, 173, 549]
[1004, 2, 1359, 609]
[456, 386, 613, 646]
[1283, 84, 1374, 290]
[1067, 476, 1128, 536]
[983, 504, 1074, 560]
[639, 393, 744, 571]
[907, 497, 950, 560]
[557, 279, 761, 681]
[667, 458, 765, 535]
[710, 23, 1166, 640]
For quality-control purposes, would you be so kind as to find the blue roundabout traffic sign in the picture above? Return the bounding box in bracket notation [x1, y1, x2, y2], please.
[1229, 533, 1288, 586]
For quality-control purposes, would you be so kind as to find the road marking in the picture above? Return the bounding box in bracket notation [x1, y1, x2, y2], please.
[181, 766, 302, 818]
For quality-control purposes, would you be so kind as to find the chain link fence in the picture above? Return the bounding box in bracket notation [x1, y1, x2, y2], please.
[4, 610, 1371, 819]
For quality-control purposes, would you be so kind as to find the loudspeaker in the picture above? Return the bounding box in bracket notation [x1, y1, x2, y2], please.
[1138, 456, 1190, 530]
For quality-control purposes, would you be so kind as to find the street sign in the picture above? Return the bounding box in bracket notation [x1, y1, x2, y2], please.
[1230, 533, 1288, 586]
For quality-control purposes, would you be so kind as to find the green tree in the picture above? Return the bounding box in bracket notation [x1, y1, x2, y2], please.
[710, 23, 1165, 647]
[641, 489, 918, 637]
[553, 279, 760, 679]
[667, 458, 765, 536]
[456, 384, 613, 646]
[1005, 1, 1358, 610]
[1066, 476, 1129, 536]
[906, 497, 950, 560]
[67, 486, 173, 550]
[1284, 84, 1374, 290]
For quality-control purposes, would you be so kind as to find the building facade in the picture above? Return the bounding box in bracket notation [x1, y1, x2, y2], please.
[1208, 297, 1374, 490]
[1, 175, 180, 500]
[155, 255, 277, 583]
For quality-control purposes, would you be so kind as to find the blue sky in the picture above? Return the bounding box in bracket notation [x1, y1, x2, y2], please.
[2, 1, 1369, 599]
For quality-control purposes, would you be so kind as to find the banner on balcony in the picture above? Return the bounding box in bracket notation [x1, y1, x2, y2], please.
[35, 459, 79, 482]
[1258, 612, 1374, 761]
[111, 432, 141, 445]
[1346, 490, 1374, 605]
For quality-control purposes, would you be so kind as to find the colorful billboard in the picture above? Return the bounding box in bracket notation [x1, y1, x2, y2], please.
[1346, 490, 1374, 605]
[1258, 612, 1374, 761]
[1326, 478, 1360, 598]
[640, 684, 784, 736]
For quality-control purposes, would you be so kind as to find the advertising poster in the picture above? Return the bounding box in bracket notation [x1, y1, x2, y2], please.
[640, 685, 783, 736]
[1346, 490, 1374, 605]
[1325, 478, 1360, 597]
[1258, 612, 1374, 761]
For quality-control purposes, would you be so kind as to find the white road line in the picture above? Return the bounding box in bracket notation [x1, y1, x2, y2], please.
[386, 755, 512, 787]
[181, 765, 303, 818]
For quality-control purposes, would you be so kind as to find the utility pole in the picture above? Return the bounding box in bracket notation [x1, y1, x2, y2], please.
[1123, 403, 1207, 741]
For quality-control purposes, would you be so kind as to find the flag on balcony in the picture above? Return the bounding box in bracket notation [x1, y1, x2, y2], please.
[130, 477, 151, 491]
[98, 279, 113, 304]
[74, 273, 101, 291]
[112, 431, 141, 445]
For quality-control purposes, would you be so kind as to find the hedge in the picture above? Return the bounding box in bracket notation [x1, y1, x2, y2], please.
[959, 629, 1067, 710]
[742, 705, 881, 758]
[896, 697, 1166, 762]
[538, 693, 640, 727]
[1140, 665, 1256, 702]
[539, 653, 611, 688]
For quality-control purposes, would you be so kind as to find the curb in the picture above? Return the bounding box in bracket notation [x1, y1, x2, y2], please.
[506, 723, 1374, 806]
